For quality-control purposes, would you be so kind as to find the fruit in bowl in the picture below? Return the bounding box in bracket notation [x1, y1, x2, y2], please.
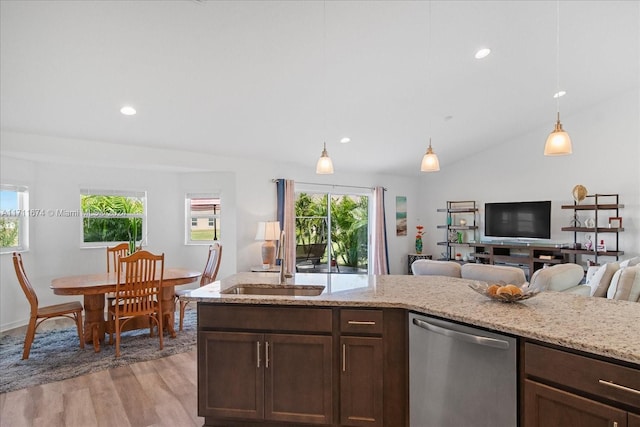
[469, 282, 539, 303]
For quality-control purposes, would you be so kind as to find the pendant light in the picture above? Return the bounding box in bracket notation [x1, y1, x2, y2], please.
[316, 1, 335, 174]
[421, 138, 440, 172]
[544, 0, 572, 156]
[316, 142, 334, 174]
[420, 1, 440, 172]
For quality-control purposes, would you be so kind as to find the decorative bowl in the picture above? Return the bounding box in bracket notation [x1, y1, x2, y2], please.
[468, 282, 541, 303]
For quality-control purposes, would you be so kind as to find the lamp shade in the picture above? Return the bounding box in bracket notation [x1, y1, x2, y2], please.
[544, 117, 572, 156]
[420, 140, 440, 172]
[255, 221, 281, 241]
[316, 143, 334, 174]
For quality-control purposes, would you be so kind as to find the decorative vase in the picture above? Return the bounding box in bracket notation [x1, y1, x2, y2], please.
[415, 237, 423, 254]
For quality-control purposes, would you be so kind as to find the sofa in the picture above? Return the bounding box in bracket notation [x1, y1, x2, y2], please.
[529, 263, 590, 295]
[411, 259, 461, 277]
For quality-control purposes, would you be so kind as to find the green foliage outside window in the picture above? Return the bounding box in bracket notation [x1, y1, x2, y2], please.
[81, 195, 144, 243]
[0, 218, 19, 247]
[295, 193, 368, 269]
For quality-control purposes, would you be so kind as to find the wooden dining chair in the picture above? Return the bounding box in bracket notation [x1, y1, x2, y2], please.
[105, 243, 130, 342]
[12, 252, 84, 360]
[175, 243, 222, 331]
[106, 242, 129, 273]
[108, 250, 165, 357]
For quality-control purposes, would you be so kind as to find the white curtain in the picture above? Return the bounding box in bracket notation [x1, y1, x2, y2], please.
[372, 186, 389, 274]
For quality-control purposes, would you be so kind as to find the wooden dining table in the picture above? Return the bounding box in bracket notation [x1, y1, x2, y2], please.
[51, 268, 201, 352]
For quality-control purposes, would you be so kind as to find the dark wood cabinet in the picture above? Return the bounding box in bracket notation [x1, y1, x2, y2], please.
[523, 341, 640, 427]
[197, 304, 407, 427]
[524, 379, 628, 427]
[266, 333, 333, 424]
[340, 336, 383, 426]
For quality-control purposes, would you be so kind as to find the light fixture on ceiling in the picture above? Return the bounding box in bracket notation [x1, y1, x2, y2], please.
[474, 48, 491, 59]
[340, 137, 351, 144]
[544, 0, 572, 156]
[316, 1, 334, 174]
[316, 142, 334, 174]
[120, 105, 136, 116]
[421, 138, 440, 172]
[420, 1, 440, 173]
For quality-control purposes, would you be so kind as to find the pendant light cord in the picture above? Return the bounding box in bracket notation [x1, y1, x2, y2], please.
[427, 1, 432, 135]
[323, 0, 327, 143]
[555, 0, 560, 118]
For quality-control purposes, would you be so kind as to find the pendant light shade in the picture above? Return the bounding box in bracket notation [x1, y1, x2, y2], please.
[420, 139, 440, 172]
[544, 112, 572, 155]
[316, 142, 334, 174]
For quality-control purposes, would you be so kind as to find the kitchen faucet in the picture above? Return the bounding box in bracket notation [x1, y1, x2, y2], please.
[276, 231, 292, 284]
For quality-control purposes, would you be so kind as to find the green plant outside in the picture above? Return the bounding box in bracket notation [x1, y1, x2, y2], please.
[0, 218, 19, 248]
[81, 195, 143, 243]
[295, 193, 368, 269]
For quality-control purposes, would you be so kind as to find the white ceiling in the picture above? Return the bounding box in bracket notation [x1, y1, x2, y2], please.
[1, 1, 638, 177]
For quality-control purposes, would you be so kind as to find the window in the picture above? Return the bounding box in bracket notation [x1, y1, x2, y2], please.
[186, 193, 220, 244]
[295, 189, 370, 274]
[0, 185, 29, 253]
[80, 189, 146, 246]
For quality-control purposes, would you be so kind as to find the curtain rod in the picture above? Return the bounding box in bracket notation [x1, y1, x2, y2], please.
[272, 179, 386, 191]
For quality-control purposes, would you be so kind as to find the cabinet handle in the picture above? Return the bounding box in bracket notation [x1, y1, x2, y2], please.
[347, 320, 376, 325]
[265, 341, 270, 369]
[256, 341, 261, 368]
[342, 344, 346, 372]
[598, 379, 640, 396]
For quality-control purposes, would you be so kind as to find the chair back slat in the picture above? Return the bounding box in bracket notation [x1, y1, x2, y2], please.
[201, 242, 222, 286]
[12, 252, 38, 314]
[116, 250, 164, 317]
[107, 242, 130, 273]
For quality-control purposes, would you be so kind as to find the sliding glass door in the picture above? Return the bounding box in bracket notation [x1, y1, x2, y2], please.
[294, 188, 370, 274]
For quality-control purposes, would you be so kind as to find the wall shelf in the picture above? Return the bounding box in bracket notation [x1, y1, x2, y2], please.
[437, 201, 478, 261]
[561, 193, 624, 265]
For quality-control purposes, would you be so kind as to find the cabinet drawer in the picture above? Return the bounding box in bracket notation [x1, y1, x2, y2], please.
[525, 342, 640, 410]
[340, 309, 384, 335]
[199, 304, 332, 333]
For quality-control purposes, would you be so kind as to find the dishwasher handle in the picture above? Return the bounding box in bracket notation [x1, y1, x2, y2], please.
[412, 318, 510, 350]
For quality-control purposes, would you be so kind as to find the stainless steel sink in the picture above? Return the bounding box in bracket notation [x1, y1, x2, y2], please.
[221, 284, 325, 296]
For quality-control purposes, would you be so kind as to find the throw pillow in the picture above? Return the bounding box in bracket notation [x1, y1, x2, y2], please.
[588, 262, 619, 297]
[607, 265, 640, 302]
[619, 256, 640, 268]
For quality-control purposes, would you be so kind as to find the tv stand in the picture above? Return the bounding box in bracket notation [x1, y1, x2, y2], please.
[469, 242, 568, 279]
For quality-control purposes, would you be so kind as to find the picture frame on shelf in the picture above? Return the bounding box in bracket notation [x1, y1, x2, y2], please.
[609, 217, 622, 229]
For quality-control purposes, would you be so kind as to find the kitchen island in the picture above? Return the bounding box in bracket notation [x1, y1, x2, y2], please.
[183, 272, 640, 427]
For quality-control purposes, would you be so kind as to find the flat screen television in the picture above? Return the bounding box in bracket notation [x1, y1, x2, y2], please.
[485, 201, 551, 239]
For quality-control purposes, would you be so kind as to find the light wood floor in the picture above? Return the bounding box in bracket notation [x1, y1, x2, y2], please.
[0, 344, 202, 427]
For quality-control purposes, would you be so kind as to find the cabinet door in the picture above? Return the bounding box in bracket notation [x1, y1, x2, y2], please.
[629, 413, 640, 427]
[198, 331, 264, 419]
[524, 380, 627, 427]
[265, 333, 333, 424]
[341, 336, 384, 427]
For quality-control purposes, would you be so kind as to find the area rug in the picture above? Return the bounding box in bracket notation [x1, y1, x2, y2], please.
[0, 309, 197, 394]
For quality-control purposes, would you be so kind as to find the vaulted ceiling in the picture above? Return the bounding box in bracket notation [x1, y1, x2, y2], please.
[1, 1, 638, 176]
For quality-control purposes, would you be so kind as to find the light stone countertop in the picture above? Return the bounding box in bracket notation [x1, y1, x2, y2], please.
[183, 272, 640, 365]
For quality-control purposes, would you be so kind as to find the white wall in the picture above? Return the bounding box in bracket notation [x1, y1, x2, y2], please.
[0, 132, 419, 330]
[418, 90, 640, 264]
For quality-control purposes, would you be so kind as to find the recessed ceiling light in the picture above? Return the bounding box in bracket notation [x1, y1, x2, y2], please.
[340, 137, 351, 144]
[553, 90, 566, 99]
[120, 105, 137, 116]
[474, 48, 491, 59]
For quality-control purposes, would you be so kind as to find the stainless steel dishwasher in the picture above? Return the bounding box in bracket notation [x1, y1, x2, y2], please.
[409, 313, 517, 427]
